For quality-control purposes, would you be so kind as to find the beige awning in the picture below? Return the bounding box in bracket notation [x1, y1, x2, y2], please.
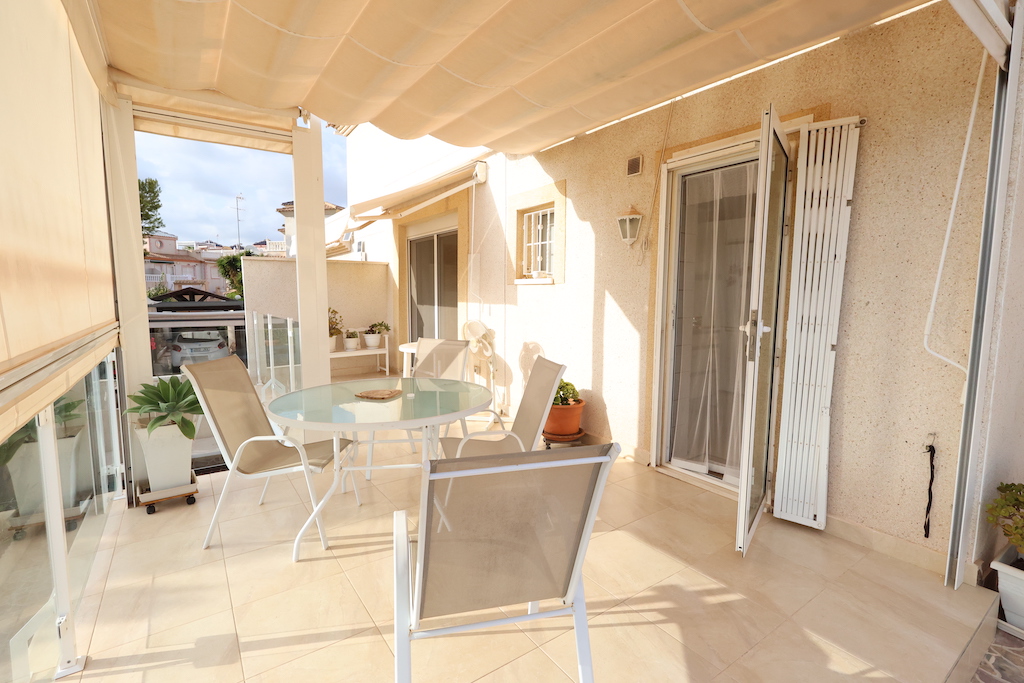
[91, 0, 925, 154]
[349, 161, 488, 221]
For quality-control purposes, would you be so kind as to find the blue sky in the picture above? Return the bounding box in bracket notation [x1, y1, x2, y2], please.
[134, 125, 347, 245]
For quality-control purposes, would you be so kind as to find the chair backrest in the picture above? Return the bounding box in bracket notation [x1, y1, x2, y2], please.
[415, 443, 619, 620]
[413, 338, 470, 380]
[181, 355, 274, 464]
[510, 356, 566, 450]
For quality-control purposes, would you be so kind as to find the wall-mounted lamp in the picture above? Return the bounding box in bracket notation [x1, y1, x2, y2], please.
[617, 206, 642, 245]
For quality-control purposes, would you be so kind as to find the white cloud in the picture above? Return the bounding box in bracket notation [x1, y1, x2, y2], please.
[135, 125, 347, 245]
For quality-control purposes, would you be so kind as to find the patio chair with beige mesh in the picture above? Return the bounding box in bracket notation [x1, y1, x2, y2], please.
[182, 355, 354, 557]
[438, 355, 565, 459]
[393, 442, 620, 683]
[360, 338, 470, 479]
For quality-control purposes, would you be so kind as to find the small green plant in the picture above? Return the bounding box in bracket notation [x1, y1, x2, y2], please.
[366, 321, 391, 335]
[345, 330, 360, 339]
[0, 423, 36, 469]
[125, 376, 203, 440]
[989, 483, 1024, 554]
[552, 380, 580, 406]
[147, 283, 170, 299]
[328, 308, 344, 337]
[54, 396, 86, 438]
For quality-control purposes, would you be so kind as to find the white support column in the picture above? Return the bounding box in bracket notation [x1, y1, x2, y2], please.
[292, 117, 330, 389]
[101, 97, 152, 392]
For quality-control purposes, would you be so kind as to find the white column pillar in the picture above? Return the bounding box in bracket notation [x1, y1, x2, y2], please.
[292, 116, 330, 388]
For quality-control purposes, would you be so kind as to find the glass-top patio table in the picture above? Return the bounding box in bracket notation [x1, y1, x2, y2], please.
[268, 377, 492, 560]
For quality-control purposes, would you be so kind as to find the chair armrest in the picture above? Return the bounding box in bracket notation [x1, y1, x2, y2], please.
[393, 510, 413, 636]
[455, 430, 526, 459]
[234, 434, 308, 471]
[480, 408, 508, 431]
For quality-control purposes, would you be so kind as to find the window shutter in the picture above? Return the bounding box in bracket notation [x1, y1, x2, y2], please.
[774, 118, 862, 529]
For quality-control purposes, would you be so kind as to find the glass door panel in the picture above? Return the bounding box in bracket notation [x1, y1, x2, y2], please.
[409, 235, 437, 341]
[408, 229, 459, 342]
[437, 231, 459, 340]
[669, 161, 758, 485]
[736, 105, 789, 555]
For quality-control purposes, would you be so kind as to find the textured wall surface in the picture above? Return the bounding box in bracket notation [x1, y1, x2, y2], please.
[242, 257, 395, 371]
[471, 3, 992, 554]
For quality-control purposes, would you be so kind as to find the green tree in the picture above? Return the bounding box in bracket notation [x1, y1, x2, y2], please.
[139, 178, 165, 236]
[216, 250, 256, 298]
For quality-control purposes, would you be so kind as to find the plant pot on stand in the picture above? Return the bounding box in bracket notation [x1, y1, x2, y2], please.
[992, 546, 1024, 629]
[363, 333, 381, 349]
[343, 333, 361, 351]
[543, 380, 586, 443]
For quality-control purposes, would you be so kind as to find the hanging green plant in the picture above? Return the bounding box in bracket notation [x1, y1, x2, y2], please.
[125, 376, 203, 440]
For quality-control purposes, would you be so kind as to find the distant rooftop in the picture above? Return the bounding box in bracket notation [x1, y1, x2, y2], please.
[276, 200, 344, 216]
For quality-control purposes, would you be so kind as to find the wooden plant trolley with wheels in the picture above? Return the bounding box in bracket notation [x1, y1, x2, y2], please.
[135, 470, 199, 514]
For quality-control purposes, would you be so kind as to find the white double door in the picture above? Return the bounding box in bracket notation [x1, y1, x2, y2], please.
[666, 106, 789, 555]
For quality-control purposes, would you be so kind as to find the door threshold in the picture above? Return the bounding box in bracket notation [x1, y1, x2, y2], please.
[656, 465, 738, 500]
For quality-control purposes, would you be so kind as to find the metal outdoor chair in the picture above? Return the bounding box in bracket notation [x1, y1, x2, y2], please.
[393, 442, 620, 683]
[438, 355, 565, 458]
[182, 355, 354, 555]
[360, 338, 471, 479]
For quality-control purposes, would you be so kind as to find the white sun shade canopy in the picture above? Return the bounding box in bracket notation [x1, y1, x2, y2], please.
[95, 0, 925, 154]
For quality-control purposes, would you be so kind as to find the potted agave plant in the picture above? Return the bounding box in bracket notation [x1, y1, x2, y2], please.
[988, 483, 1024, 628]
[126, 376, 203, 505]
[543, 379, 586, 440]
[364, 321, 390, 349]
[328, 308, 344, 352]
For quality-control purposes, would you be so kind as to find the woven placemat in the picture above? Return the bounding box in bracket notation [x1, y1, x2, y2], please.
[355, 389, 402, 400]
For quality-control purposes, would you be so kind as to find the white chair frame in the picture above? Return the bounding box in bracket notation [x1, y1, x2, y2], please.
[393, 444, 620, 683]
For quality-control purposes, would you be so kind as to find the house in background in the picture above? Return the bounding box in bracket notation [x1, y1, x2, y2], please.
[143, 232, 229, 294]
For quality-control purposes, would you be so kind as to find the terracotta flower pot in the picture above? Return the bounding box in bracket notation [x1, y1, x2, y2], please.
[544, 399, 586, 436]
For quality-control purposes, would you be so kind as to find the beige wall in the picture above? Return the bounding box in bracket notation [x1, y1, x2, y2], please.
[241, 257, 395, 373]
[465, 3, 992, 555]
[344, 4, 992, 556]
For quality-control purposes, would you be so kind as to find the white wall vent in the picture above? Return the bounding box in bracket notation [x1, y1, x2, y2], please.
[626, 155, 643, 176]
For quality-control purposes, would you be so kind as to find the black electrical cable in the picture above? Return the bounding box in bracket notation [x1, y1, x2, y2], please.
[924, 444, 936, 538]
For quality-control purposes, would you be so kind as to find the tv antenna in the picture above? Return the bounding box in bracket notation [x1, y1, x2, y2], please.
[234, 193, 245, 250]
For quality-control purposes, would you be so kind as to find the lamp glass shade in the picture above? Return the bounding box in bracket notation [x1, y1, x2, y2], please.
[617, 214, 642, 245]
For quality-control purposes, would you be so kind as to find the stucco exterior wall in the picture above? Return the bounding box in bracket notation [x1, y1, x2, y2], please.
[345, 4, 992, 557]
[470, 3, 991, 556]
[242, 257, 395, 372]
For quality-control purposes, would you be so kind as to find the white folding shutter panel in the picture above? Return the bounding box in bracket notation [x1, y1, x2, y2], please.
[774, 117, 861, 529]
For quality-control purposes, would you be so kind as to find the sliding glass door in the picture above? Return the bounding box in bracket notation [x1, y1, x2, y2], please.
[408, 230, 458, 342]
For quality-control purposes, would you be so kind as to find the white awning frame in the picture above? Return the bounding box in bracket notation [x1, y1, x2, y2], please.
[349, 161, 488, 223]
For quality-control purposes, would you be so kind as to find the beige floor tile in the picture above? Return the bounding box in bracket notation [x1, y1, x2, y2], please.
[224, 541, 343, 607]
[606, 457, 649, 484]
[614, 470, 706, 508]
[846, 551, 996, 628]
[541, 604, 719, 682]
[114, 493, 216, 547]
[90, 560, 232, 654]
[81, 547, 113, 598]
[104, 525, 222, 591]
[383, 610, 539, 683]
[215, 502, 333, 560]
[209, 474, 303, 524]
[345, 556, 394, 626]
[475, 648, 572, 682]
[750, 520, 869, 581]
[500, 577, 620, 647]
[80, 609, 242, 683]
[245, 627, 393, 683]
[293, 475, 399, 533]
[207, 468, 266, 494]
[331, 511, 403, 571]
[374, 475, 422, 512]
[722, 620, 898, 682]
[621, 507, 734, 563]
[595, 482, 665, 529]
[582, 530, 684, 601]
[75, 591, 103, 656]
[792, 574, 975, 683]
[689, 543, 828, 617]
[96, 507, 124, 552]
[625, 566, 785, 671]
[670, 490, 738, 525]
[233, 572, 374, 678]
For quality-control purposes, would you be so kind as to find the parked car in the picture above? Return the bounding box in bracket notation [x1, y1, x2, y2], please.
[170, 331, 229, 372]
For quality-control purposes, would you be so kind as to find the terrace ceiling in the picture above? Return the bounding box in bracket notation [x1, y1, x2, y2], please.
[94, 0, 927, 153]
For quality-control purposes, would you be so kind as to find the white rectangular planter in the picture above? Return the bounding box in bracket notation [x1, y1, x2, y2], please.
[992, 545, 1024, 629]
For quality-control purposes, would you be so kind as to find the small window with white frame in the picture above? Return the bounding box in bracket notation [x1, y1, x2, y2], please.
[522, 207, 555, 278]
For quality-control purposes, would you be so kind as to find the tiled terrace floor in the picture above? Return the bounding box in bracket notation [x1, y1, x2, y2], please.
[68, 431, 998, 683]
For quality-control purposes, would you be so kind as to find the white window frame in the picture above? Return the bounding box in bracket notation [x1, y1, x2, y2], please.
[521, 207, 555, 278]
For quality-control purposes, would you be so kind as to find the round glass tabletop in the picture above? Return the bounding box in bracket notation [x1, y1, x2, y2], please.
[267, 378, 492, 431]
